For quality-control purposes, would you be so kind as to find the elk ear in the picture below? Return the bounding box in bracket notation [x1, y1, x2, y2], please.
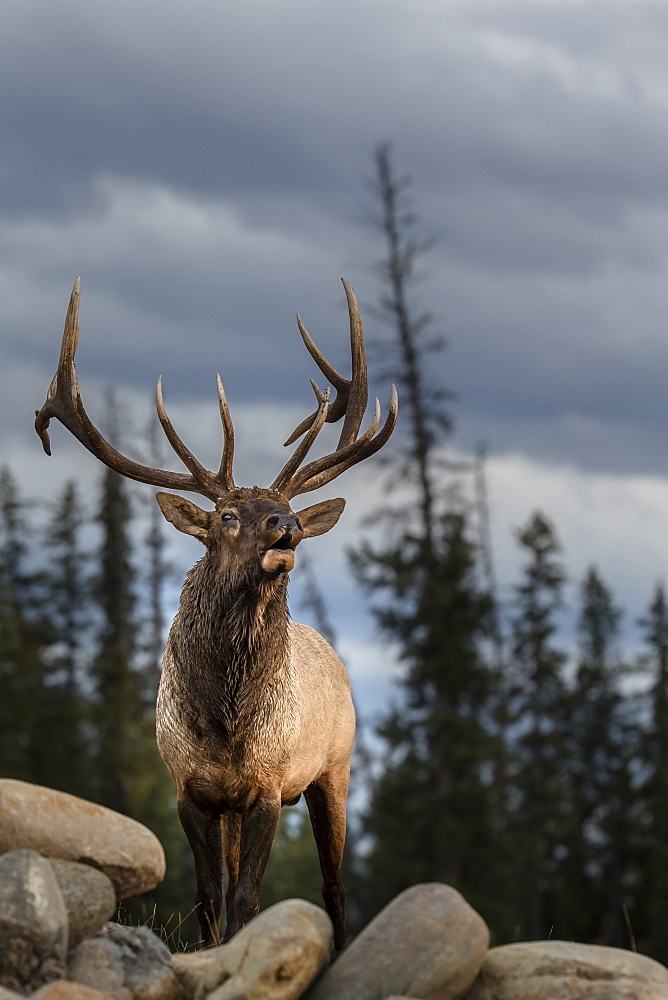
[296, 498, 345, 537]
[156, 493, 213, 542]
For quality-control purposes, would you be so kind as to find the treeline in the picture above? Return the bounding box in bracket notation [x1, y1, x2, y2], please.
[2, 459, 666, 959]
[350, 505, 668, 961]
[0, 464, 197, 942]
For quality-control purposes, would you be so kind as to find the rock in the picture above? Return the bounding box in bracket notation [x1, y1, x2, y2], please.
[32, 983, 117, 999]
[0, 779, 165, 899]
[0, 987, 29, 1000]
[48, 859, 117, 948]
[0, 921, 65, 995]
[172, 898, 332, 1000]
[68, 922, 185, 1000]
[463, 940, 668, 1000]
[0, 850, 69, 959]
[307, 883, 489, 1000]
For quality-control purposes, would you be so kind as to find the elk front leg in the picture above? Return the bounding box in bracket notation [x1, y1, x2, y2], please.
[177, 793, 224, 947]
[222, 811, 242, 942]
[304, 770, 349, 952]
[227, 792, 280, 938]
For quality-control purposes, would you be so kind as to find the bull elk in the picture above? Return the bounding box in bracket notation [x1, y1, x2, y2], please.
[35, 278, 397, 951]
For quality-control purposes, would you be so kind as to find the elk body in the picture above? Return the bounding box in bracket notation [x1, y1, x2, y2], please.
[35, 279, 397, 951]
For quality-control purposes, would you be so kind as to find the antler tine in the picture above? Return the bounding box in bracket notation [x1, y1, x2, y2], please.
[283, 278, 366, 448]
[277, 280, 395, 500]
[35, 279, 217, 499]
[216, 374, 235, 492]
[282, 319, 348, 445]
[35, 277, 84, 455]
[156, 377, 222, 500]
[283, 384, 398, 500]
[271, 383, 330, 494]
[337, 278, 368, 448]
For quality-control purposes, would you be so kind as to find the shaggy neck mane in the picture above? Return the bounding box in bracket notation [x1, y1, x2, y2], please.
[170, 548, 290, 741]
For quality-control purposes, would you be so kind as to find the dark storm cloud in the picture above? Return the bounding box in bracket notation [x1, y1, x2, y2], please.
[4, 0, 668, 482]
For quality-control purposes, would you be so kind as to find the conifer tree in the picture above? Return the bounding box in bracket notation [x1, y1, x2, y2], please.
[354, 511, 503, 925]
[510, 512, 568, 939]
[92, 465, 141, 814]
[350, 146, 505, 931]
[42, 480, 95, 796]
[564, 567, 634, 946]
[638, 583, 668, 961]
[0, 467, 55, 783]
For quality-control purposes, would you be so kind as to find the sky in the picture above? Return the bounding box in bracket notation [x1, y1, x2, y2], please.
[3, 0, 668, 723]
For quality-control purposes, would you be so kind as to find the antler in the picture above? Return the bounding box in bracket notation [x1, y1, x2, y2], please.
[272, 279, 398, 500]
[36, 277, 397, 505]
[35, 278, 236, 501]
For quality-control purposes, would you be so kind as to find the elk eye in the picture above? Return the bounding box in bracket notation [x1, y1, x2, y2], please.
[221, 512, 238, 523]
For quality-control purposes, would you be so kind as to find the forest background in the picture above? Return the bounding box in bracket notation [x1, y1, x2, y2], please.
[3, 0, 668, 969]
[3, 145, 668, 964]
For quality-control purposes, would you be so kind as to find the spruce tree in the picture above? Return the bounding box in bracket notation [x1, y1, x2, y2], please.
[638, 583, 668, 961]
[42, 480, 95, 797]
[92, 465, 141, 814]
[350, 145, 505, 932]
[0, 468, 56, 783]
[354, 512, 503, 926]
[564, 567, 634, 946]
[510, 512, 568, 939]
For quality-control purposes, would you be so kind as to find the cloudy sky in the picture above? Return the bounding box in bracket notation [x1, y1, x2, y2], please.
[3, 0, 668, 719]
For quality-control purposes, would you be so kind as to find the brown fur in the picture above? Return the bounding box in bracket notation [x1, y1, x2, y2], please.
[155, 489, 354, 949]
[36, 278, 398, 955]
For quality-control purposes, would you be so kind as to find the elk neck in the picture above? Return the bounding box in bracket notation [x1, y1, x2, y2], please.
[167, 548, 291, 742]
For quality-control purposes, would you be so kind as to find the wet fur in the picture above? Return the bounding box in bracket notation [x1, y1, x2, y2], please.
[155, 491, 354, 950]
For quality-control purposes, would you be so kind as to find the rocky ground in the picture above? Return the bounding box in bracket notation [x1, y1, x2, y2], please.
[1, 778, 667, 1000]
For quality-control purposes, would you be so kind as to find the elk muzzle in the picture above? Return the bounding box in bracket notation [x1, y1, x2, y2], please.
[259, 513, 303, 574]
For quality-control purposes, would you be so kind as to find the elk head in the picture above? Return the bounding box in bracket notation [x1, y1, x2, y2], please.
[35, 279, 398, 573]
[155, 488, 345, 577]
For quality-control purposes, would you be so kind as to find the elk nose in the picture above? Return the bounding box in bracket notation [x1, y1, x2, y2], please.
[265, 513, 301, 536]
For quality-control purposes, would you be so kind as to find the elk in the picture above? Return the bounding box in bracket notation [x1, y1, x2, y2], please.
[35, 278, 397, 952]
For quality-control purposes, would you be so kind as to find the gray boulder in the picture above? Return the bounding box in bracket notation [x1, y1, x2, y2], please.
[68, 922, 185, 1000]
[0, 849, 68, 958]
[0, 987, 29, 1000]
[172, 898, 332, 1000]
[0, 779, 165, 900]
[307, 883, 490, 1000]
[48, 859, 116, 948]
[463, 940, 668, 1000]
[0, 921, 65, 996]
[0, 849, 68, 995]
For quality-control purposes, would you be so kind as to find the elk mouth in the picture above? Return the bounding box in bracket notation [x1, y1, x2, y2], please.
[267, 533, 294, 552]
[259, 532, 297, 573]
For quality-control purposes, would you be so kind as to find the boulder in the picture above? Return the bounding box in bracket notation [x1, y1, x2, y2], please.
[0, 850, 68, 958]
[68, 922, 185, 1000]
[0, 779, 165, 899]
[0, 850, 68, 992]
[172, 898, 332, 1000]
[0, 921, 65, 996]
[0, 987, 29, 1000]
[463, 940, 668, 1000]
[307, 883, 489, 1000]
[32, 983, 116, 999]
[48, 859, 117, 948]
